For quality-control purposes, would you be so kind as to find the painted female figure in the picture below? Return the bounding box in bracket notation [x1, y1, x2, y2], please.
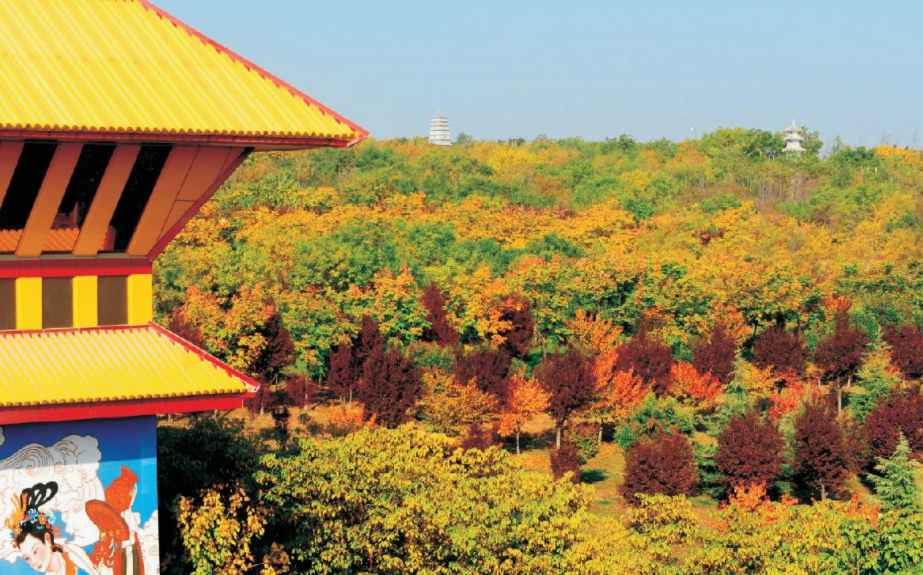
[4, 482, 98, 575]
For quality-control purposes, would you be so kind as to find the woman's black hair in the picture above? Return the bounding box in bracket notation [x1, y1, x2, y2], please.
[14, 482, 62, 553]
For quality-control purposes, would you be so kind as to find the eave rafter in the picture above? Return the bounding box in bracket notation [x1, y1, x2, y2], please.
[0, 141, 247, 260]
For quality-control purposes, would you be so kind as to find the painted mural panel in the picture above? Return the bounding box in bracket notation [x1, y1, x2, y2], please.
[0, 416, 159, 575]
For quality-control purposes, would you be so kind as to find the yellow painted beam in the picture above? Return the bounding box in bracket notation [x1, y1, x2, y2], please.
[125, 147, 198, 257]
[176, 148, 235, 201]
[72, 276, 98, 328]
[16, 144, 83, 257]
[0, 141, 24, 210]
[127, 273, 153, 325]
[73, 145, 141, 256]
[15, 277, 41, 330]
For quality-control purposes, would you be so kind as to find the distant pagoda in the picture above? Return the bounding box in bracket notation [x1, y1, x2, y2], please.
[783, 120, 806, 155]
[429, 112, 452, 146]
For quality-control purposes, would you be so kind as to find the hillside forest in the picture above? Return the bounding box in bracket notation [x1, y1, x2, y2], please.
[156, 130, 923, 574]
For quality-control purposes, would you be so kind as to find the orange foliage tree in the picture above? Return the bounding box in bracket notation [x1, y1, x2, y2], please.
[497, 370, 550, 454]
[670, 361, 724, 411]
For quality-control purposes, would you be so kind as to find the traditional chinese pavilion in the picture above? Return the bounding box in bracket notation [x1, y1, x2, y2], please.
[0, 1, 365, 573]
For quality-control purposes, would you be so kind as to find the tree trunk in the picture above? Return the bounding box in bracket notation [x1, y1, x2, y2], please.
[820, 482, 827, 502]
[836, 385, 843, 416]
[598, 423, 604, 445]
[516, 430, 521, 455]
[556, 425, 562, 449]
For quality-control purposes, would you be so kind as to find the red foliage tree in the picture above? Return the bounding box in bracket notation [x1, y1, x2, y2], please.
[284, 375, 316, 408]
[751, 325, 807, 377]
[326, 343, 359, 402]
[550, 443, 582, 484]
[793, 402, 851, 501]
[536, 347, 596, 448]
[354, 315, 387, 366]
[864, 388, 923, 468]
[498, 295, 534, 359]
[614, 325, 674, 395]
[244, 383, 273, 416]
[620, 431, 698, 504]
[691, 320, 738, 385]
[454, 348, 512, 403]
[327, 316, 387, 402]
[882, 324, 923, 380]
[814, 310, 869, 414]
[714, 411, 785, 491]
[249, 311, 296, 383]
[420, 283, 461, 346]
[356, 347, 422, 429]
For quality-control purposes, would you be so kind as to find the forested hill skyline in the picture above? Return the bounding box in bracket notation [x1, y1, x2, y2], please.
[156, 128, 923, 381]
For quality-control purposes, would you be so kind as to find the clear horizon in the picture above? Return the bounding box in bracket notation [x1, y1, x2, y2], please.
[154, 0, 923, 149]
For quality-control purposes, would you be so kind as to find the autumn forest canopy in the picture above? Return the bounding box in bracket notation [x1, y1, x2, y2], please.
[158, 129, 923, 574]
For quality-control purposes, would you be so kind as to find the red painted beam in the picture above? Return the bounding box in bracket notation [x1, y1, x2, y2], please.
[0, 258, 151, 279]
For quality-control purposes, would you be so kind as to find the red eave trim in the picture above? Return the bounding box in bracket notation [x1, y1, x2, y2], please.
[0, 129, 355, 149]
[0, 395, 249, 426]
[0, 258, 151, 279]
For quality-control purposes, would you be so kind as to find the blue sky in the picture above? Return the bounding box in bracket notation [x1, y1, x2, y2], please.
[154, 1, 923, 148]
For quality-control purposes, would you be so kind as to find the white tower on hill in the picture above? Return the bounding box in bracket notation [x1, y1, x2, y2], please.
[783, 120, 806, 155]
[428, 112, 452, 146]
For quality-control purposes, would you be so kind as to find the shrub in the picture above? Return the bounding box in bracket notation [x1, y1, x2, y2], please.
[714, 411, 785, 491]
[158, 415, 263, 574]
[621, 431, 698, 504]
[550, 443, 582, 483]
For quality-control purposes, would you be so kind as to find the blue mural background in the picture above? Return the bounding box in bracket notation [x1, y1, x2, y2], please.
[0, 416, 159, 575]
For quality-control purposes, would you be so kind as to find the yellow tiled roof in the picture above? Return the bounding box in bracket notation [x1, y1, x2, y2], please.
[0, 324, 257, 407]
[0, 0, 366, 144]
